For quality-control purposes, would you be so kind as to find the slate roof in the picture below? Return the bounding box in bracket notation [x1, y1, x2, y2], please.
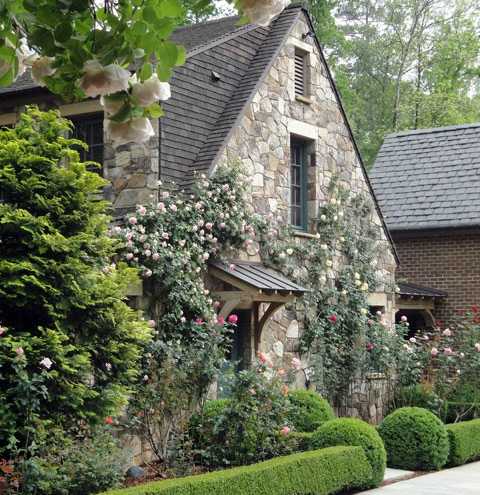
[210, 261, 308, 295]
[370, 123, 480, 231]
[161, 6, 301, 188]
[398, 282, 447, 299]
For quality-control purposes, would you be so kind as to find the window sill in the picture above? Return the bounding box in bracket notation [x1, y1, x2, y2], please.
[293, 230, 318, 239]
[295, 95, 312, 105]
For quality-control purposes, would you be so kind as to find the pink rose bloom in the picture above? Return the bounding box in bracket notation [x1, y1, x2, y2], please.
[444, 347, 453, 356]
[227, 314, 238, 324]
[400, 315, 408, 322]
[258, 352, 268, 364]
[162, 232, 169, 240]
[128, 217, 138, 225]
[15, 347, 24, 356]
[205, 222, 213, 230]
[217, 316, 225, 325]
[170, 204, 177, 212]
[280, 426, 291, 437]
[219, 222, 226, 229]
[125, 232, 134, 240]
[137, 205, 147, 216]
[143, 269, 153, 278]
[431, 347, 439, 357]
[0, 325, 6, 335]
[195, 318, 204, 325]
[40, 357, 53, 369]
[291, 357, 302, 370]
[144, 249, 152, 257]
[213, 301, 221, 309]
[366, 342, 375, 351]
[147, 320, 156, 328]
[126, 253, 134, 260]
[157, 202, 166, 212]
[475, 343, 480, 352]
[409, 337, 416, 343]
[442, 328, 452, 337]
[152, 253, 160, 261]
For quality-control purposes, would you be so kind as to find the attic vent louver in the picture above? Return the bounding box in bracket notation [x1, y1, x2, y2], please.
[294, 49, 308, 97]
[211, 71, 221, 82]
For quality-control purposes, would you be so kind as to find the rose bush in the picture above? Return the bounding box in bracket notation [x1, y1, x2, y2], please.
[117, 164, 266, 463]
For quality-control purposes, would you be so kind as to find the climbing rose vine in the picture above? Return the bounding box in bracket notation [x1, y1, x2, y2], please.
[261, 179, 417, 400]
[114, 164, 266, 462]
[0, 0, 287, 146]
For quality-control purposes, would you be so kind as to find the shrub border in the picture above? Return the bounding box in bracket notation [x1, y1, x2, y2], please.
[102, 447, 372, 495]
[447, 419, 480, 467]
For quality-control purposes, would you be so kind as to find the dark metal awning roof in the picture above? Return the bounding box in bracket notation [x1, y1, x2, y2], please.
[398, 282, 447, 299]
[210, 261, 308, 296]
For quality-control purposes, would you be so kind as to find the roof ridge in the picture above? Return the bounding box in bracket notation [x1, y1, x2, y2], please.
[186, 22, 261, 58]
[173, 15, 240, 32]
[386, 121, 480, 139]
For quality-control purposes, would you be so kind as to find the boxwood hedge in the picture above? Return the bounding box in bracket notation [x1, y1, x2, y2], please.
[287, 390, 335, 432]
[101, 447, 372, 495]
[447, 419, 480, 466]
[378, 407, 449, 470]
[310, 417, 386, 488]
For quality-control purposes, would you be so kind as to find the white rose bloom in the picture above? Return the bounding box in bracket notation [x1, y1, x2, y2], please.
[106, 117, 155, 146]
[132, 74, 171, 107]
[29, 56, 55, 86]
[79, 60, 130, 98]
[241, 0, 289, 26]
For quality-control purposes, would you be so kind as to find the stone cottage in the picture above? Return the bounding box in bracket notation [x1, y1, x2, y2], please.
[0, 4, 396, 401]
[370, 123, 480, 329]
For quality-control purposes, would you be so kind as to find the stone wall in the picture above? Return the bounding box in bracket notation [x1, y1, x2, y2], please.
[214, 11, 397, 372]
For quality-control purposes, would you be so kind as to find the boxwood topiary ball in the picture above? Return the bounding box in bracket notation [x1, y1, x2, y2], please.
[310, 417, 386, 488]
[287, 390, 335, 432]
[378, 407, 449, 470]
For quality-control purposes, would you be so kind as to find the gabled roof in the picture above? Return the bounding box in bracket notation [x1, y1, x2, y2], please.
[161, 5, 301, 188]
[370, 123, 480, 232]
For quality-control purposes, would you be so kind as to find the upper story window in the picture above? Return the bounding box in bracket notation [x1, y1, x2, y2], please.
[294, 48, 310, 99]
[70, 114, 104, 170]
[290, 138, 309, 230]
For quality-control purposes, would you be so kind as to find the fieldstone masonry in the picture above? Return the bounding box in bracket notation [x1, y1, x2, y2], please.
[214, 14, 397, 390]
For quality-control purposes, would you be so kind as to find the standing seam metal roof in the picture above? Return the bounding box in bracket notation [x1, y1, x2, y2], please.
[211, 260, 309, 294]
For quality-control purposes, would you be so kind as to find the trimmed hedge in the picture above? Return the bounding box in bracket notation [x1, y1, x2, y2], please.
[310, 418, 386, 488]
[378, 407, 449, 470]
[287, 390, 335, 432]
[447, 419, 480, 466]
[102, 447, 372, 495]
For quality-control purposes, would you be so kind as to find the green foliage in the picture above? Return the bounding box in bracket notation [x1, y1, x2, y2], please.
[281, 431, 315, 452]
[310, 418, 386, 488]
[391, 384, 444, 418]
[287, 390, 335, 432]
[100, 446, 373, 495]
[309, 0, 480, 167]
[0, 107, 150, 461]
[188, 399, 230, 453]
[446, 419, 480, 467]
[189, 364, 292, 468]
[261, 179, 413, 401]
[120, 164, 266, 464]
[378, 407, 450, 470]
[18, 426, 129, 495]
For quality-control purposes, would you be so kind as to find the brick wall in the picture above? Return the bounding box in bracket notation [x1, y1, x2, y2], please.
[393, 231, 480, 323]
